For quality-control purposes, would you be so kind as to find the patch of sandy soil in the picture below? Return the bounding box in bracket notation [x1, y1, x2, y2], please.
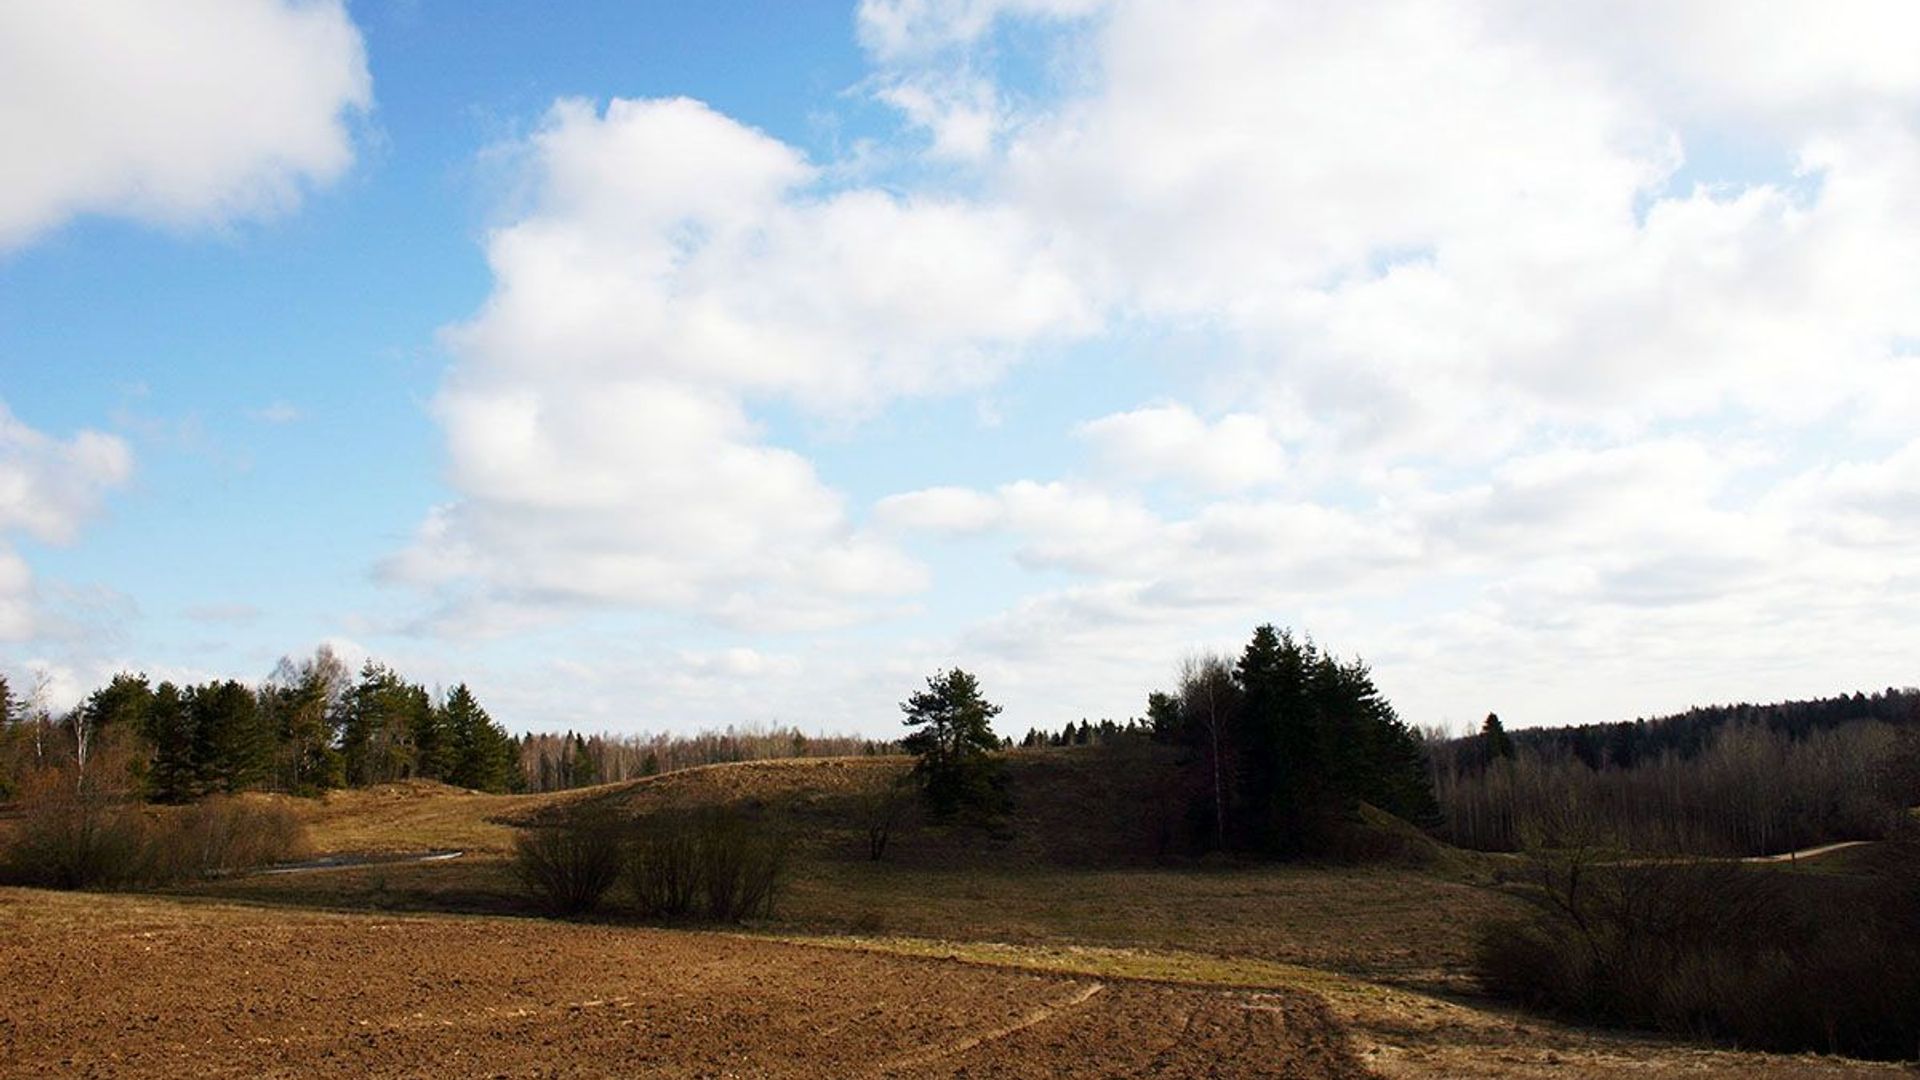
[0, 888, 1369, 1079]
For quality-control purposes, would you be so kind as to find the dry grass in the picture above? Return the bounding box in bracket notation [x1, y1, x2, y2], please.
[778, 860, 1511, 990]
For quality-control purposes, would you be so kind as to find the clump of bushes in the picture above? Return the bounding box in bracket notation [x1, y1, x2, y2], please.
[685, 807, 788, 921]
[1, 771, 310, 889]
[1, 790, 148, 888]
[1476, 837, 1920, 1059]
[146, 795, 312, 881]
[513, 803, 789, 921]
[512, 804, 627, 915]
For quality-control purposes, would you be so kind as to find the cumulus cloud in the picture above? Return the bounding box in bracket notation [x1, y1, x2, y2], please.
[0, 403, 134, 642]
[396, 97, 1096, 632]
[0, 0, 370, 250]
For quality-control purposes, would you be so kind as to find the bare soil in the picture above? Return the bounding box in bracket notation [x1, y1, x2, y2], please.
[0, 888, 1369, 1079]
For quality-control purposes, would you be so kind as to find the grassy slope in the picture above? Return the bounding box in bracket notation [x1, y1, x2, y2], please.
[164, 747, 1907, 1077]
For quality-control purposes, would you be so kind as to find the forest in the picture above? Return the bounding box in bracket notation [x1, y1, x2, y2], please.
[1431, 690, 1920, 855]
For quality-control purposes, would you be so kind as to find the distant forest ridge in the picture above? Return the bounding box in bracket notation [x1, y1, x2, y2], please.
[1470, 686, 1920, 771]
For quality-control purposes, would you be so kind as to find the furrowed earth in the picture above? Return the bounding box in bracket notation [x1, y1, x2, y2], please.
[1, 750, 1908, 1077]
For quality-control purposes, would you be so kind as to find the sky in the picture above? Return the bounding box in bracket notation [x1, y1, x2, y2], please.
[2, 0, 1918, 739]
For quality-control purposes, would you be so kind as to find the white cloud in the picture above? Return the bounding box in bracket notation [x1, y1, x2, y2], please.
[398, 97, 1099, 632]
[856, 0, 1106, 60]
[1076, 405, 1286, 491]
[875, 485, 1005, 533]
[0, 0, 370, 250]
[1498, 2, 1920, 137]
[0, 405, 133, 544]
[0, 403, 134, 643]
[389, 377, 924, 631]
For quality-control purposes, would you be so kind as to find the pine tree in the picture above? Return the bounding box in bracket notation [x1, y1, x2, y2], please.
[1482, 712, 1516, 763]
[187, 680, 272, 793]
[568, 733, 598, 787]
[901, 668, 1004, 818]
[340, 662, 427, 785]
[144, 683, 197, 803]
[440, 683, 513, 792]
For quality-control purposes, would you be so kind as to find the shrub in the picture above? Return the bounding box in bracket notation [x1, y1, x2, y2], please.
[1, 782, 147, 888]
[142, 796, 310, 882]
[627, 807, 789, 922]
[1, 772, 311, 889]
[697, 808, 788, 921]
[513, 804, 626, 915]
[1475, 845, 1920, 1059]
[628, 812, 701, 917]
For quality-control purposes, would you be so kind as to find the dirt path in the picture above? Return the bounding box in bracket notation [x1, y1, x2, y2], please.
[1740, 840, 1871, 863]
[254, 849, 466, 875]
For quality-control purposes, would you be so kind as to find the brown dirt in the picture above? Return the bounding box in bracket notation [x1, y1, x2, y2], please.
[0, 888, 1371, 1079]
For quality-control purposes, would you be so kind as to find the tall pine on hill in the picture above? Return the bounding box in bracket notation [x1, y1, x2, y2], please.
[902, 668, 1004, 818]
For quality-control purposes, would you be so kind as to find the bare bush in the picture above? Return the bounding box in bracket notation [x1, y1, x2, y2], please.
[857, 768, 914, 861]
[1476, 844, 1920, 1059]
[142, 796, 310, 882]
[2, 770, 312, 888]
[0, 768, 146, 888]
[627, 807, 789, 922]
[512, 805, 626, 915]
[628, 813, 701, 917]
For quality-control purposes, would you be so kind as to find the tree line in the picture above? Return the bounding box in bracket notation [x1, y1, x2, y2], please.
[1015, 717, 1153, 749]
[0, 648, 517, 801]
[1473, 688, 1920, 771]
[1432, 690, 1920, 855]
[0, 651, 903, 806]
[514, 724, 895, 794]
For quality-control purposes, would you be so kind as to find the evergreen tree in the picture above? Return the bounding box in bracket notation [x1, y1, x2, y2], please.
[188, 680, 272, 793]
[340, 662, 428, 785]
[568, 732, 598, 787]
[67, 672, 154, 787]
[1481, 712, 1516, 764]
[144, 682, 197, 803]
[1153, 624, 1440, 856]
[411, 691, 454, 782]
[901, 668, 1004, 818]
[440, 683, 513, 792]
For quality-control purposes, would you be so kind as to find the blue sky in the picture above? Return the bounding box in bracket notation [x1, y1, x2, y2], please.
[3, 1, 1918, 737]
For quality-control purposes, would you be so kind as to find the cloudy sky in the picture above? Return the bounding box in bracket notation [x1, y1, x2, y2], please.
[3, 1, 1917, 737]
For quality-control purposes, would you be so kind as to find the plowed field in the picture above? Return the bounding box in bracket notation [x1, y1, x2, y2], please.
[0, 889, 1369, 1079]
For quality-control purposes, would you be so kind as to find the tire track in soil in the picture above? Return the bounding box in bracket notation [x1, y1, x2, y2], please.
[867, 981, 1107, 1077]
